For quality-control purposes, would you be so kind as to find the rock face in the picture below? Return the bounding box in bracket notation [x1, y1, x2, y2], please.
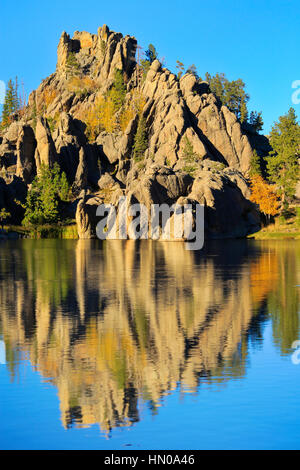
[73, 147, 88, 193]
[126, 165, 194, 207]
[75, 162, 260, 240]
[35, 117, 57, 171]
[189, 168, 259, 238]
[75, 192, 102, 239]
[16, 125, 37, 183]
[56, 25, 137, 90]
[0, 24, 266, 236]
[0, 121, 22, 169]
[141, 62, 263, 173]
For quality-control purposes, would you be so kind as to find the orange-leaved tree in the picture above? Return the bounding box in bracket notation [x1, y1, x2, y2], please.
[250, 174, 280, 221]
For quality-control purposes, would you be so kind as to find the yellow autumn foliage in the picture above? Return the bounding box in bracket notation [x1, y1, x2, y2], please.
[42, 88, 58, 108]
[250, 175, 280, 217]
[67, 76, 97, 95]
[80, 88, 147, 141]
[81, 94, 117, 140]
[119, 106, 135, 132]
[119, 90, 146, 132]
[130, 89, 146, 115]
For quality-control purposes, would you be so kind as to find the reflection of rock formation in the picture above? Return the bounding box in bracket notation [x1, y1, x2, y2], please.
[0, 240, 298, 433]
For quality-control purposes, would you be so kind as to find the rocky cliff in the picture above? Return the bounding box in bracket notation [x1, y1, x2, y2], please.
[0, 24, 269, 238]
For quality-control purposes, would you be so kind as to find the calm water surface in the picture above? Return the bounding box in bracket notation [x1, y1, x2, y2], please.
[0, 239, 299, 449]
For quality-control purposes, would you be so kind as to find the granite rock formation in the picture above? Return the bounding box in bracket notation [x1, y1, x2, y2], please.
[0, 24, 267, 238]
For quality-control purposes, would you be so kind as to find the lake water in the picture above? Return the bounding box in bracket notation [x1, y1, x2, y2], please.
[0, 239, 299, 450]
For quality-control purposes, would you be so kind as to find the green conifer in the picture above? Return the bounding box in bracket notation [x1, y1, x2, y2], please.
[266, 108, 300, 205]
[133, 116, 148, 161]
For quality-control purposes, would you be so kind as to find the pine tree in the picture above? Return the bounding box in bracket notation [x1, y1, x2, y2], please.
[1, 79, 18, 129]
[140, 44, 158, 79]
[205, 72, 250, 123]
[249, 150, 262, 177]
[145, 44, 158, 64]
[109, 69, 126, 110]
[240, 99, 248, 123]
[65, 52, 80, 77]
[23, 163, 70, 226]
[250, 111, 264, 133]
[176, 61, 185, 79]
[182, 136, 197, 163]
[133, 116, 148, 161]
[14, 76, 20, 112]
[186, 64, 198, 79]
[266, 108, 300, 205]
[205, 72, 226, 102]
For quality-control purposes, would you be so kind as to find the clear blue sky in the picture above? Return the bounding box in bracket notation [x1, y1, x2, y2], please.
[1, 0, 299, 133]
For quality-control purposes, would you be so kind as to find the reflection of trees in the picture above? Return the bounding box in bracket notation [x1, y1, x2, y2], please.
[0, 239, 298, 433]
[265, 241, 300, 355]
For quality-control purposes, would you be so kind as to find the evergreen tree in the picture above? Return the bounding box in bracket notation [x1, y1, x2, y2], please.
[250, 111, 264, 133]
[176, 61, 185, 79]
[249, 150, 262, 177]
[205, 72, 226, 102]
[133, 116, 148, 161]
[23, 163, 70, 226]
[140, 44, 158, 78]
[225, 78, 249, 122]
[109, 69, 126, 110]
[180, 136, 202, 175]
[205, 72, 250, 123]
[266, 108, 300, 205]
[1, 79, 19, 129]
[66, 52, 80, 76]
[186, 64, 198, 79]
[145, 44, 158, 64]
[13, 76, 20, 112]
[182, 136, 198, 163]
[240, 98, 248, 123]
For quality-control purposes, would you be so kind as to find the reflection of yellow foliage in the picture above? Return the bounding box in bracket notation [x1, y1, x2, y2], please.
[250, 252, 278, 305]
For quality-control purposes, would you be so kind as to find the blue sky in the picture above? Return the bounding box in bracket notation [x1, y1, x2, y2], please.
[1, 0, 299, 133]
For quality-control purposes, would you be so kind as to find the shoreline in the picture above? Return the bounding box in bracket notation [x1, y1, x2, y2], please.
[248, 227, 300, 240]
[0, 223, 78, 240]
[2, 222, 300, 241]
